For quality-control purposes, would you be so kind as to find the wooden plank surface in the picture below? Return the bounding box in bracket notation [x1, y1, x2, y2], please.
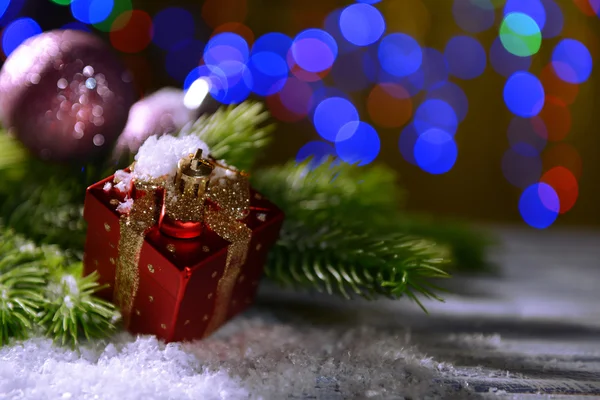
[252, 227, 600, 399]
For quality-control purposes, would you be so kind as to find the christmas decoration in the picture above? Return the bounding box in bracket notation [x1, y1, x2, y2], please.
[0, 29, 136, 162]
[83, 134, 284, 341]
[0, 100, 491, 346]
[114, 88, 201, 160]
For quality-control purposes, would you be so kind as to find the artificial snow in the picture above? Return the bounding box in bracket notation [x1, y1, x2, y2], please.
[113, 170, 133, 194]
[103, 182, 112, 192]
[116, 197, 134, 214]
[133, 135, 210, 180]
[1, 228, 599, 399]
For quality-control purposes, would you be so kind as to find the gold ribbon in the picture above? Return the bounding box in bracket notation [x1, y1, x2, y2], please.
[114, 161, 252, 333]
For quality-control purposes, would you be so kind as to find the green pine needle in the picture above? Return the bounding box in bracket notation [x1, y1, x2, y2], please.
[180, 101, 274, 171]
[38, 269, 119, 348]
[252, 158, 405, 227]
[268, 220, 449, 309]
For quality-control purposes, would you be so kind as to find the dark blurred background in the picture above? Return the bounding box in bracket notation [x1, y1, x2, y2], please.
[2, 0, 599, 227]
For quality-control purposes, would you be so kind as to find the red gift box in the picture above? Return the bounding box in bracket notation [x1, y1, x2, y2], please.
[82, 174, 283, 342]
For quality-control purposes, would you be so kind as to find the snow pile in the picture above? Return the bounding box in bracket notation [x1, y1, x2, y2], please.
[133, 135, 210, 180]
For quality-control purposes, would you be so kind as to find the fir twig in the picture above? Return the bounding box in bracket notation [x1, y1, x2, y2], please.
[268, 220, 449, 310]
[39, 270, 119, 348]
[180, 101, 274, 171]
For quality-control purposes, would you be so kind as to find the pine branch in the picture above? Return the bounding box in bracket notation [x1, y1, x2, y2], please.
[180, 101, 274, 171]
[267, 220, 449, 310]
[252, 158, 405, 227]
[39, 270, 119, 348]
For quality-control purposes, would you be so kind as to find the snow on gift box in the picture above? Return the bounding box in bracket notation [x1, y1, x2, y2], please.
[83, 134, 284, 342]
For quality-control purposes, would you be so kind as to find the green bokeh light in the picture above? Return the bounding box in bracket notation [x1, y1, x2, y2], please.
[92, 0, 132, 32]
[499, 12, 542, 57]
[51, 0, 72, 5]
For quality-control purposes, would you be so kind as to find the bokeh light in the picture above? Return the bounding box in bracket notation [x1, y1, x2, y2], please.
[204, 32, 249, 82]
[253, 32, 292, 58]
[489, 37, 532, 77]
[420, 47, 449, 90]
[426, 81, 469, 122]
[444, 35, 487, 80]
[503, 0, 546, 30]
[213, 23, 254, 46]
[541, 166, 578, 214]
[184, 65, 228, 98]
[507, 116, 547, 154]
[278, 77, 314, 119]
[502, 144, 543, 188]
[539, 63, 579, 105]
[2, 18, 41, 57]
[71, 0, 114, 25]
[538, 96, 571, 141]
[210, 65, 252, 105]
[247, 51, 288, 96]
[414, 99, 458, 135]
[109, 10, 153, 54]
[452, 0, 495, 33]
[542, 143, 582, 179]
[503, 72, 545, 117]
[551, 39, 593, 84]
[399, 123, 419, 165]
[291, 29, 338, 73]
[335, 121, 380, 166]
[378, 33, 423, 78]
[165, 39, 205, 83]
[414, 129, 458, 174]
[92, 0, 132, 32]
[499, 12, 542, 57]
[152, 7, 195, 51]
[540, 0, 563, 39]
[367, 83, 413, 128]
[519, 183, 560, 229]
[296, 141, 336, 169]
[323, 8, 357, 54]
[339, 3, 385, 46]
[0, 0, 11, 20]
[313, 97, 359, 142]
[0, 0, 25, 27]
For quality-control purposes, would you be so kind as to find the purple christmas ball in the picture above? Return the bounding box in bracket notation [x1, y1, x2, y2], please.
[0, 30, 136, 162]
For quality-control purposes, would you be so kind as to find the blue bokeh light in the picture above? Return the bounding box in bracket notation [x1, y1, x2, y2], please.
[356, 0, 381, 3]
[551, 39, 593, 84]
[291, 29, 338, 73]
[503, 72, 545, 117]
[247, 51, 288, 96]
[501, 144, 542, 188]
[378, 33, 423, 78]
[444, 35, 487, 80]
[414, 99, 458, 135]
[540, 0, 563, 39]
[335, 121, 380, 165]
[153, 7, 196, 51]
[364, 48, 425, 96]
[507, 117, 547, 154]
[184, 65, 228, 97]
[339, 3, 385, 46]
[165, 39, 205, 83]
[414, 129, 458, 174]
[452, 0, 495, 33]
[503, 0, 547, 30]
[253, 32, 292, 59]
[399, 123, 419, 165]
[519, 182, 560, 229]
[0, 0, 24, 27]
[71, 0, 114, 24]
[323, 8, 357, 54]
[204, 33, 250, 78]
[2, 18, 41, 57]
[211, 65, 252, 105]
[0, 0, 11, 21]
[489, 37, 532, 77]
[426, 81, 469, 122]
[296, 141, 337, 169]
[420, 47, 449, 90]
[332, 51, 370, 92]
[313, 97, 359, 142]
[61, 21, 92, 32]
